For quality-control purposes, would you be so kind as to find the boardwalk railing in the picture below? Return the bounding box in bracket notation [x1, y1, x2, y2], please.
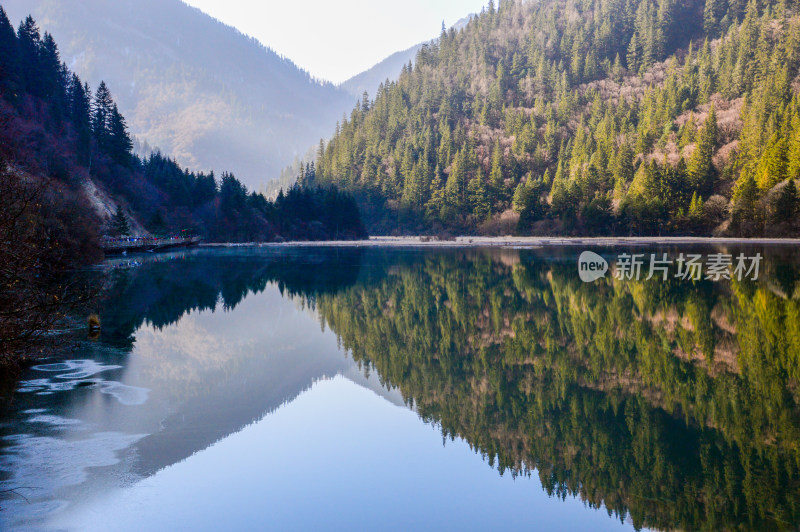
[101, 236, 202, 253]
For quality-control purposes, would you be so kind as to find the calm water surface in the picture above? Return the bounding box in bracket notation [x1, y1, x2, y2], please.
[1, 245, 799, 531]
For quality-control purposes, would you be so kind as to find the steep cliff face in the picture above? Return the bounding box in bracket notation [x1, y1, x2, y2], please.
[81, 178, 148, 236]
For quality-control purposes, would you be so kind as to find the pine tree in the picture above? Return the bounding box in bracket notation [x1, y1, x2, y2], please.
[361, 91, 370, 113]
[308, 161, 316, 185]
[489, 141, 503, 191]
[698, 40, 715, 101]
[92, 81, 114, 150]
[110, 204, 131, 237]
[108, 103, 133, 166]
[758, 133, 788, 190]
[16, 16, 42, 95]
[789, 113, 800, 181]
[704, 0, 721, 38]
[627, 32, 641, 72]
[444, 153, 464, 214]
[68, 76, 91, 163]
[512, 178, 529, 213]
[612, 141, 635, 197]
[39, 33, 64, 102]
[732, 173, 760, 230]
[517, 176, 547, 230]
[687, 105, 718, 193]
[0, 7, 20, 96]
[425, 163, 446, 221]
[467, 174, 490, 220]
[688, 191, 705, 220]
[678, 114, 697, 149]
[316, 139, 325, 164]
[773, 179, 798, 224]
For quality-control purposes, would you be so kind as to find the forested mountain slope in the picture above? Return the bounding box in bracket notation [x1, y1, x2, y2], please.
[0, 9, 365, 245]
[1, 0, 354, 188]
[313, 0, 800, 236]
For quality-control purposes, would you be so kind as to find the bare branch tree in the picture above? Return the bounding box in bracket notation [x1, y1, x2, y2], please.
[0, 162, 98, 369]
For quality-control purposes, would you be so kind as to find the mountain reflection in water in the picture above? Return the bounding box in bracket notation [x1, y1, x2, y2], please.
[1, 245, 799, 531]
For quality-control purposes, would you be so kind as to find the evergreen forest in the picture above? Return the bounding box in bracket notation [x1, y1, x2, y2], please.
[313, 0, 800, 236]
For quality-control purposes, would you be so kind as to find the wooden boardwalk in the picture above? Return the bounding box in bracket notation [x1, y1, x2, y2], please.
[102, 236, 202, 254]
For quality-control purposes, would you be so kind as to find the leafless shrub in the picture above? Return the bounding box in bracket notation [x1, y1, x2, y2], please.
[0, 164, 99, 369]
[704, 195, 730, 226]
[479, 209, 519, 235]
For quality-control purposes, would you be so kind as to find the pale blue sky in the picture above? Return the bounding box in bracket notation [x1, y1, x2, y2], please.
[181, 0, 489, 84]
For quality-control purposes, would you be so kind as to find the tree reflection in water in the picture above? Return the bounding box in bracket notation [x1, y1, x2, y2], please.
[309, 246, 800, 531]
[12, 245, 800, 531]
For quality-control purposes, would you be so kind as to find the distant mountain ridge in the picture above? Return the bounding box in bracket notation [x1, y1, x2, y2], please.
[340, 16, 473, 100]
[2, 0, 354, 189]
[340, 43, 424, 99]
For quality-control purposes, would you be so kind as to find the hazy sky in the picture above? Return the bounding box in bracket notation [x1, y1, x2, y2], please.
[181, 0, 488, 84]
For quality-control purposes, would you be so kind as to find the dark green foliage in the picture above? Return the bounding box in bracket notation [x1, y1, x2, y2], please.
[773, 178, 799, 224]
[0, 8, 19, 95]
[270, 184, 367, 240]
[16, 16, 42, 97]
[68, 75, 91, 164]
[107, 104, 132, 166]
[91, 81, 114, 155]
[109, 204, 131, 237]
[513, 175, 549, 230]
[731, 173, 760, 233]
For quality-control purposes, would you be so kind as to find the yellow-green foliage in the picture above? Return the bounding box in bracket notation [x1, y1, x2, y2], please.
[315, 0, 800, 236]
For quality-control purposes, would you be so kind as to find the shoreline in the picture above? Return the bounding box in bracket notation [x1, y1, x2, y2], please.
[200, 236, 800, 248]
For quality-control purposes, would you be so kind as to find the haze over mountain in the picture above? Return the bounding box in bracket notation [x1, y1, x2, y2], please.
[2, 0, 355, 189]
[341, 44, 425, 100]
[340, 16, 473, 100]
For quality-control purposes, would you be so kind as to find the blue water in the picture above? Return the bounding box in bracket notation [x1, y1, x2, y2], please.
[4, 244, 796, 531]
